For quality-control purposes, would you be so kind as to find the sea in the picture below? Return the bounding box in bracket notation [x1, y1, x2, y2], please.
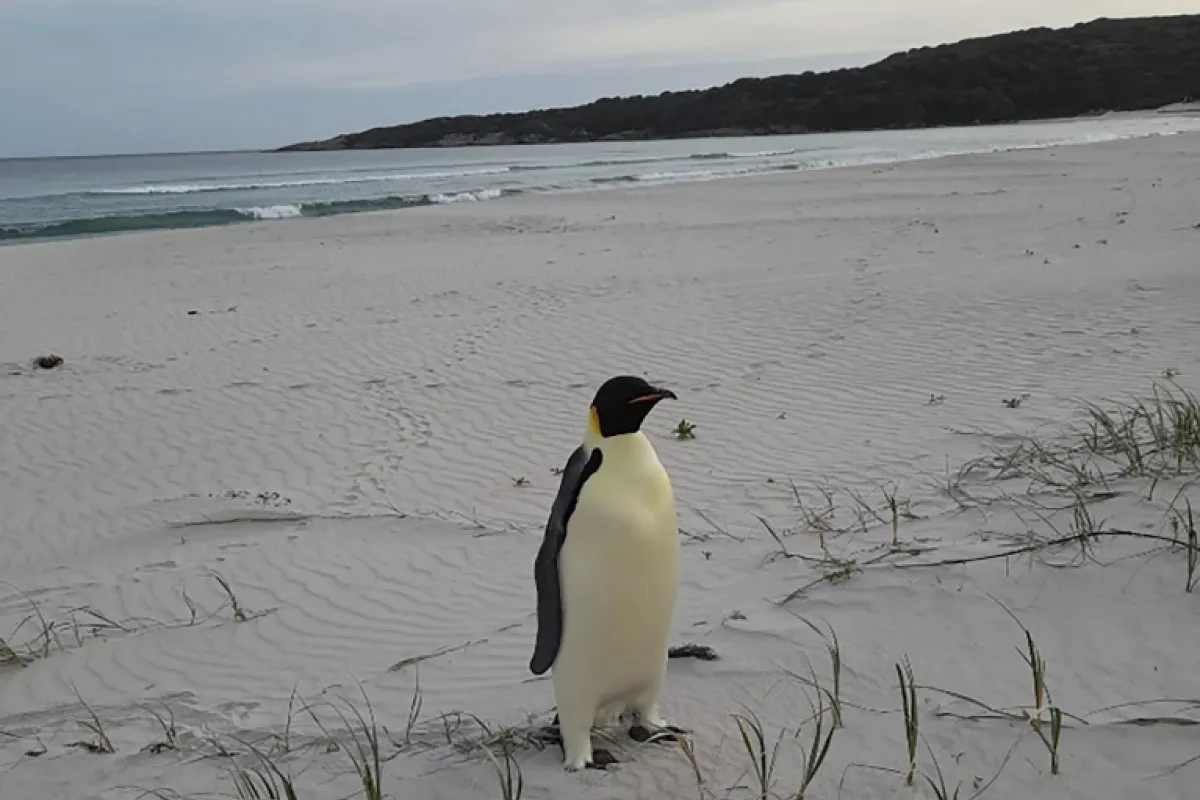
[3, 113, 1200, 243]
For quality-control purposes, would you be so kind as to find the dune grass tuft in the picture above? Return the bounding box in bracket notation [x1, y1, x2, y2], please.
[302, 682, 384, 800]
[69, 685, 116, 754]
[482, 728, 525, 800]
[1081, 380, 1200, 477]
[949, 379, 1200, 509]
[140, 702, 180, 754]
[920, 741, 963, 800]
[1, 572, 263, 673]
[729, 674, 839, 800]
[228, 740, 302, 800]
[785, 614, 844, 729]
[792, 682, 838, 800]
[230, 765, 300, 800]
[732, 708, 784, 800]
[0, 634, 24, 668]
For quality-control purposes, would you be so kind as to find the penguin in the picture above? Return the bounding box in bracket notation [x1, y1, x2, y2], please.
[530, 374, 686, 771]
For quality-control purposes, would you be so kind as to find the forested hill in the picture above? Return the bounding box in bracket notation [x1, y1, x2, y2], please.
[277, 15, 1200, 152]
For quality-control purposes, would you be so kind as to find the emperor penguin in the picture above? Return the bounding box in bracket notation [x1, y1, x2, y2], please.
[530, 374, 686, 771]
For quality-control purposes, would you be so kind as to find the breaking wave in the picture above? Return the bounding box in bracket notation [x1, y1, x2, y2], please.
[87, 167, 513, 196]
[0, 189, 520, 242]
[81, 152, 789, 195]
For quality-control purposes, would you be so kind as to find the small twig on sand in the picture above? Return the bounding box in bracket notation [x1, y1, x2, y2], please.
[389, 638, 486, 671]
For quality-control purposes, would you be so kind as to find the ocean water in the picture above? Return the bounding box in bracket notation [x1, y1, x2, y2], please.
[3, 114, 1199, 243]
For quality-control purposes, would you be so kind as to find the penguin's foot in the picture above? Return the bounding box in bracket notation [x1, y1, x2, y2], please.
[629, 723, 688, 744]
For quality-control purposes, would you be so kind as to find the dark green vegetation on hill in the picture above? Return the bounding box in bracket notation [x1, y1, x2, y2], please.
[279, 15, 1200, 152]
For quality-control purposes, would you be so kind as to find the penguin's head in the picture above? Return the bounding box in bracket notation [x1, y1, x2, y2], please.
[589, 375, 677, 438]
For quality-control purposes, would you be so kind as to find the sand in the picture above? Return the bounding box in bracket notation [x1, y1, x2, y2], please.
[2, 131, 1200, 800]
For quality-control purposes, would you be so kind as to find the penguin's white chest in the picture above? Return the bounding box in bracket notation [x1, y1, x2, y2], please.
[556, 435, 680, 701]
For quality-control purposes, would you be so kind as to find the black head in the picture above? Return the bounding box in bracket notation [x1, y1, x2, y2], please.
[590, 375, 677, 438]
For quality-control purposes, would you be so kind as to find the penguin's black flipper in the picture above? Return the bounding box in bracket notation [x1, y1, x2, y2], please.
[530, 446, 603, 676]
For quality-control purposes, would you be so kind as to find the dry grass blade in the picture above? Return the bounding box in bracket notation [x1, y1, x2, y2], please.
[785, 613, 844, 728]
[209, 570, 250, 622]
[1018, 627, 1064, 773]
[1017, 629, 1048, 716]
[227, 738, 302, 800]
[732, 708, 783, 800]
[231, 766, 294, 800]
[757, 515, 795, 561]
[675, 735, 708, 800]
[338, 688, 384, 800]
[777, 558, 861, 604]
[1033, 707, 1064, 776]
[388, 638, 483, 671]
[1080, 380, 1200, 476]
[302, 681, 383, 800]
[139, 702, 179, 753]
[482, 729, 525, 800]
[385, 663, 423, 748]
[1, 582, 63, 661]
[0, 634, 25, 668]
[792, 682, 838, 800]
[1190, 505, 1199, 593]
[896, 657, 918, 787]
[921, 740, 962, 800]
[1169, 496, 1198, 592]
[991, 595, 1065, 776]
[790, 480, 837, 550]
[894, 528, 1200, 571]
[70, 684, 116, 754]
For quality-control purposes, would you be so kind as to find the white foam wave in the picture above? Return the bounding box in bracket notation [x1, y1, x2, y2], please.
[512, 156, 672, 171]
[236, 205, 303, 220]
[729, 148, 801, 158]
[636, 167, 760, 184]
[428, 188, 504, 204]
[92, 167, 511, 196]
[633, 127, 1185, 189]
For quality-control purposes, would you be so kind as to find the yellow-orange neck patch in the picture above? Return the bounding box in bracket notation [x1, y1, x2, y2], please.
[585, 405, 602, 448]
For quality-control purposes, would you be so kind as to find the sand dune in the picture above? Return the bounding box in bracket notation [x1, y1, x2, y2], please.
[2, 132, 1200, 800]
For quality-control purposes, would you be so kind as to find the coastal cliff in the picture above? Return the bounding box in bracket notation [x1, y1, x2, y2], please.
[278, 14, 1200, 152]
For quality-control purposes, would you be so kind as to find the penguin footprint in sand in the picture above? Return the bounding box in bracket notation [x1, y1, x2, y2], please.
[530, 374, 688, 771]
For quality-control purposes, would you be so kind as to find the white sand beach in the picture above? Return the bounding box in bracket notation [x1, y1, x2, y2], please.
[2, 131, 1200, 800]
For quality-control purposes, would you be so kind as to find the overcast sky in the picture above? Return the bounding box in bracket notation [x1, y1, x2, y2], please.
[1, 1, 1193, 158]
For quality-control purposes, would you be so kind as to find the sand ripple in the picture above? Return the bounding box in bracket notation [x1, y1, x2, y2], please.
[3, 132, 1200, 799]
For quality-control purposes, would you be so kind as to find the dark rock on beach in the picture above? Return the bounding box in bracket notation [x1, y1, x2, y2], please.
[33, 354, 64, 370]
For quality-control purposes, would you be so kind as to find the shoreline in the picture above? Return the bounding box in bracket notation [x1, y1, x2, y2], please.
[273, 105, 1198, 153]
[4, 113, 1199, 248]
[4, 106, 1194, 163]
